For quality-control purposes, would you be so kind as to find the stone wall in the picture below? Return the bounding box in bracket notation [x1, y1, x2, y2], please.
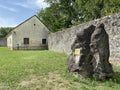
[0, 38, 7, 47]
[48, 13, 120, 62]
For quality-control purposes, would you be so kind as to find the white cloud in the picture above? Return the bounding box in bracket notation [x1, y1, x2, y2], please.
[12, 2, 29, 8]
[0, 17, 17, 27]
[0, 4, 17, 12]
[12, 0, 48, 9]
[35, 0, 49, 8]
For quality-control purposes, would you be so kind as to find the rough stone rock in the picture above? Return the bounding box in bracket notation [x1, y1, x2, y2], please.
[67, 25, 96, 78]
[90, 23, 114, 80]
[67, 23, 114, 80]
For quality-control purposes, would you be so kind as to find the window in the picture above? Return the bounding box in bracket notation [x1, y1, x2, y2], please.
[42, 39, 46, 44]
[24, 38, 29, 44]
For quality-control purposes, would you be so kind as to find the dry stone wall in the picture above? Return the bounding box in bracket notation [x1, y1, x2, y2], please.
[48, 13, 120, 62]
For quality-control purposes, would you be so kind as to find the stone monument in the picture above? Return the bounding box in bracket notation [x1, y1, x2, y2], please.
[67, 23, 114, 81]
[90, 23, 114, 80]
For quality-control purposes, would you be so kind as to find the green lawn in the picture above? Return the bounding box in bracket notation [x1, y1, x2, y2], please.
[0, 47, 120, 90]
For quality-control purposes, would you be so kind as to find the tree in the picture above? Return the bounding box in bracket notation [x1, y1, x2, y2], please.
[37, 0, 120, 32]
[0, 27, 13, 38]
[38, 0, 79, 32]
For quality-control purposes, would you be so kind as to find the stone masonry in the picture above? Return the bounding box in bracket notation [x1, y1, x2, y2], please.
[48, 13, 120, 64]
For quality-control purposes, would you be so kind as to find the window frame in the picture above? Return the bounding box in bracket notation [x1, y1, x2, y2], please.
[42, 39, 46, 45]
[24, 38, 29, 45]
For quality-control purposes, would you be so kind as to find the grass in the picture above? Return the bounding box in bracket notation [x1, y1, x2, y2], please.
[0, 47, 120, 90]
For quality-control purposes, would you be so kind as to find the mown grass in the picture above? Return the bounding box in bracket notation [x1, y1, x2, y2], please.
[0, 47, 120, 90]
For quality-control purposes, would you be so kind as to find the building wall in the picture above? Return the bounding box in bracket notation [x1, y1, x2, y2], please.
[7, 34, 13, 49]
[7, 16, 50, 50]
[0, 38, 7, 47]
[48, 13, 120, 62]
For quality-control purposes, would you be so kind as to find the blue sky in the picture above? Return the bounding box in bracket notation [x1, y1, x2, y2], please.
[0, 0, 48, 27]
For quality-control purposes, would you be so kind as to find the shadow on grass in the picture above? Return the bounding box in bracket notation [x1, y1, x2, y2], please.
[64, 69, 120, 84]
[111, 72, 120, 84]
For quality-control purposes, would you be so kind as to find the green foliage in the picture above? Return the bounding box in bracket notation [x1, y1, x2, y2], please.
[38, 0, 79, 32]
[0, 27, 14, 38]
[37, 0, 120, 32]
[38, 5, 66, 32]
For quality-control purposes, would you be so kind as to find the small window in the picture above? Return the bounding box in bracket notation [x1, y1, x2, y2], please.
[42, 39, 46, 44]
[24, 38, 29, 44]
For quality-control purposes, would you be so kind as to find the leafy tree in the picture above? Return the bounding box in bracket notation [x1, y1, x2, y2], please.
[37, 0, 120, 32]
[38, 4, 65, 32]
[0, 27, 14, 38]
[38, 0, 79, 32]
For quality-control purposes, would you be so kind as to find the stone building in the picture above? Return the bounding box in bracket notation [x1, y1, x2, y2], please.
[7, 15, 50, 50]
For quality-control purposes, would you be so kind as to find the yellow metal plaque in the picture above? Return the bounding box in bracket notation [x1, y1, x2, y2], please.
[74, 48, 80, 56]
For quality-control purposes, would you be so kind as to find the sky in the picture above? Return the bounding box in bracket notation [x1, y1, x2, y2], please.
[0, 0, 48, 27]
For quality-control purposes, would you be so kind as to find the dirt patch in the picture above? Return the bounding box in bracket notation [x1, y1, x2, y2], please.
[0, 83, 4, 89]
[18, 71, 81, 90]
[19, 81, 31, 87]
[43, 71, 70, 90]
[18, 75, 40, 87]
[18, 72, 70, 89]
